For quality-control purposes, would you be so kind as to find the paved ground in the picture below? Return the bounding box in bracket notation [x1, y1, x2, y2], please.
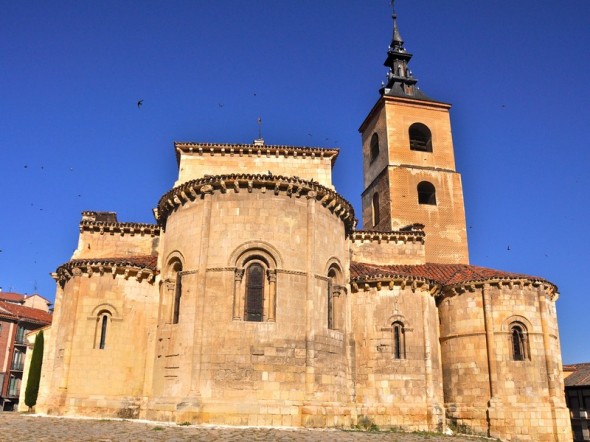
[0, 413, 497, 442]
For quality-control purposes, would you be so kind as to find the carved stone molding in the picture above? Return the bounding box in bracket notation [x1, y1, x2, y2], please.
[155, 174, 357, 234]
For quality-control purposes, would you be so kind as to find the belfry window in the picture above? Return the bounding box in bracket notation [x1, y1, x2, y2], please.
[370, 133, 380, 162]
[245, 263, 265, 322]
[372, 192, 380, 226]
[417, 181, 436, 205]
[409, 123, 432, 152]
[511, 323, 528, 361]
[392, 321, 406, 359]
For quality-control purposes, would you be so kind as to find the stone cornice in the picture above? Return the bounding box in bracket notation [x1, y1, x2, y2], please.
[174, 142, 339, 166]
[350, 228, 425, 244]
[155, 174, 357, 234]
[80, 220, 160, 237]
[441, 279, 559, 302]
[54, 256, 158, 287]
[351, 276, 441, 296]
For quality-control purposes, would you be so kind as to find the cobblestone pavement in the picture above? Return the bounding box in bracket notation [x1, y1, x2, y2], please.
[0, 413, 497, 442]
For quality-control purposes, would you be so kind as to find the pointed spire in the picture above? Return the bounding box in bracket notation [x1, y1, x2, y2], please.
[380, 1, 430, 100]
[390, 0, 404, 50]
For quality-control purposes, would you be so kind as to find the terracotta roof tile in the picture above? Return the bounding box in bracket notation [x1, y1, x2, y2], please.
[65, 255, 158, 270]
[564, 363, 590, 387]
[0, 292, 26, 303]
[350, 262, 552, 288]
[0, 301, 53, 325]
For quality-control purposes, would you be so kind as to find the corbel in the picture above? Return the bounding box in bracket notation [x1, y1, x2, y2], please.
[200, 184, 213, 194]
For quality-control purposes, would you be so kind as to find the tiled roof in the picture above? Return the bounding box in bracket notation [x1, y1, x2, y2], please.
[0, 292, 26, 303]
[63, 255, 158, 271]
[350, 262, 553, 288]
[0, 301, 52, 325]
[564, 363, 590, 387]
[54, 255, 159, 287]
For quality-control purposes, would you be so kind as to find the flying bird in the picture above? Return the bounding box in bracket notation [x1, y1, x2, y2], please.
[137, 99, 143, 108]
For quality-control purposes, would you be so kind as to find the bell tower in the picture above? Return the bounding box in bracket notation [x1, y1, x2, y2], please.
[359, 3, 469, 264]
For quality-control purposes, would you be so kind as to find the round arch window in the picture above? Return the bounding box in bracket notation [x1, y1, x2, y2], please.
[417, 181, 436, 205]
[409, 123, 432, 152]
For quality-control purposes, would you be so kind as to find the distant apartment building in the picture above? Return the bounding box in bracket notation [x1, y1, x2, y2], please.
[564, 363, 590, 441]
[0, 291, 52, 411]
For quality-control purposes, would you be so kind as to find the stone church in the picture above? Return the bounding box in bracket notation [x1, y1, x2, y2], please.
[34, 8, 571, 442]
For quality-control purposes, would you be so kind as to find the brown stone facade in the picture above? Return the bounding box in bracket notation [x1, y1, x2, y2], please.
[32, 139, 571, 440]
[31, 14, 571, 438]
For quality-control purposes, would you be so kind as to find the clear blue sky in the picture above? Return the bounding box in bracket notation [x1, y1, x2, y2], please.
[1, 1, 589, 364]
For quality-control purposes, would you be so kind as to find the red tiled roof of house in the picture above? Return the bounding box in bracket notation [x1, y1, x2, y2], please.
[564, 363, 590, 387]
[0, 292, 26, 303]
[350, 262, 552, 288]
[0, 301, 53, 325]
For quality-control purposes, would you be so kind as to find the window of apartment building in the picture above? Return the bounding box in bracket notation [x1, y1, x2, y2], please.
[15, 325, 26, 344]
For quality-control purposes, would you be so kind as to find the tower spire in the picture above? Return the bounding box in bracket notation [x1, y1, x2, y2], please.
[380, 1, 430, 100]
[390, 0, 404, 50]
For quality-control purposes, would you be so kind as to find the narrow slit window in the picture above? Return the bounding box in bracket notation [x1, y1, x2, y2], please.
[172, 267, 183, 324]
[392, 321, 405, 359]
[370, 133, 380, 162]
[99, 315, 108, 349]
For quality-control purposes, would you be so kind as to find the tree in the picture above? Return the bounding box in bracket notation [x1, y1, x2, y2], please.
[24, 330, 44, 411]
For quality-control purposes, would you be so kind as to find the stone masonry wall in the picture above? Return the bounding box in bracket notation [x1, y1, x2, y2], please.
[439, 283, 572, 441]
[351, 284, 444, 431]
[148, 186, 351, 426]
[37, 274, 158, 419]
